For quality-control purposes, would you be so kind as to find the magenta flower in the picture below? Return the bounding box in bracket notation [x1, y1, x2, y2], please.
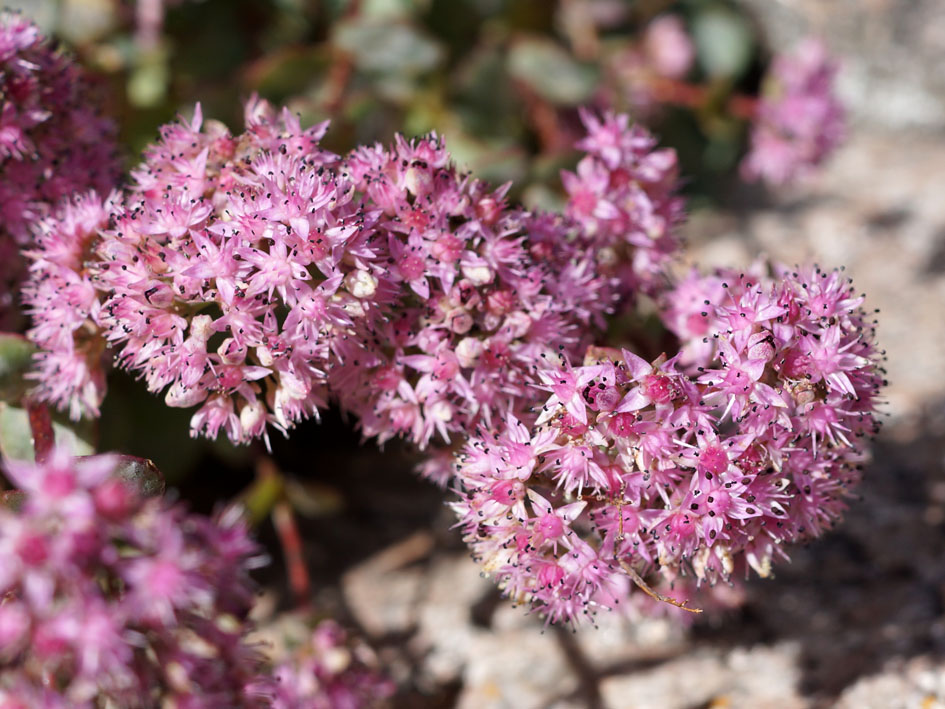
[453, 263, 883, 623]
[562, 109, 684, 301]
[642, 15, 695, 80]
[23, 193, 117, 419]
[0, 451, 272, 706]
[742, 39, 845, 185]
[611, 14, 695, 114]
[270, 620, 394, 709]
[0, 11, 119, 329]
[26, 98, 618, 454]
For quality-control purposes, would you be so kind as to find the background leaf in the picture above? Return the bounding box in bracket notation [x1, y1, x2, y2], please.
[0, 403, 95, 463]
[507, 37, 599, 105]
[691, 4, 754, 81]
[0, 334, 35, 403]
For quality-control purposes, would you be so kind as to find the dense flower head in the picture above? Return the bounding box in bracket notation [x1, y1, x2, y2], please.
[332, 138, 614, 450]
[26, 97, 619, 449]
[0, 451, 271, 707]
[0, 11, 119, 328]
[452, 263, 884, 624]
[561, 109, 684, 302]
[23, 192, 117, 419]
[270, 619, 394, 709]
[741, 39, 845, 185]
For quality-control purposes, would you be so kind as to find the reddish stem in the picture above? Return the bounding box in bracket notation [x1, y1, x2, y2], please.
[322, 52, 353, 114]
[255, 456, 311, 608]
[26, 402, 54, 464]
[519, 85, 570, 154]
[648, 76, 759, 121]
[727, 93, 760, 121]
[273, 498, 311, 609]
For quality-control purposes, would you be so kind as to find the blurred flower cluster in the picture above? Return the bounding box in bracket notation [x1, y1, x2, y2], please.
[0, 449, 395, 706]
[0, 11, 118, 330]
[269, 619, 395, 709]
[24, 1, 846, 196]
[0, 451, 269, 706]
[742, 39, 845, 185]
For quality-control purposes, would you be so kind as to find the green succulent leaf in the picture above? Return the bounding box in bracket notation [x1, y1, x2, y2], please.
[0, 403, 95, 463]
[507, 37, 598, 106]
[334, 20, 442, 76]
[0, 333, 36, 403]
[692, 5, 754, 80]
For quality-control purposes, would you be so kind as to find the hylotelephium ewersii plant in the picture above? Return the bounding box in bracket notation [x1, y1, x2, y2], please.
[2, 10, 885, 706]
[24, 101, 883, 626]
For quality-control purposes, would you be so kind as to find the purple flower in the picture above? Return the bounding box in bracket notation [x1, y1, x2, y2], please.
[453, 262, 883, 623]
[742, 39, 845, 185]
[0, 11, 118, 329]
[0, 451, 272, 706]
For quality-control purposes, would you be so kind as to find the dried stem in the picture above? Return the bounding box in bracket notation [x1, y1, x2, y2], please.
[322, 51, 353, 115]
[520, 85, 569, 154]
[618, 559, 702, 614]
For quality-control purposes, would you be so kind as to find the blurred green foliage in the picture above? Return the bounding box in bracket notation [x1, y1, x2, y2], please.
[13, 0, 768, 200]
[0, 404, 95, 462]
[0, 334, 35, 403]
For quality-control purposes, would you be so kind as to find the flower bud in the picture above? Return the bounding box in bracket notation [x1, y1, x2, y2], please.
[344, 269, 378, 298]
[455, 338, 483, 368]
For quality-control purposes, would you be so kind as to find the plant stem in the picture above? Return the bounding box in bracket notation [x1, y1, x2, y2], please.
[273, 498, 312, 609]
[648, 76, 759, 121]
[619, 559, 702, 613]
[26, 401, 54, 463]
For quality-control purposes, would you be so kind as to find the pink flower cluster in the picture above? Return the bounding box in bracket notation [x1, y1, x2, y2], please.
[0, 451, 271, 707]
[561, 110, 683, 301]
[26, 100, 688, 451]
[271, 620, 394, 709]
[0, 11, 118, 329]
[23, 193, 116, 419]
[452, 264, 883, 624]
[741, 39, 845, 185]
[612, 14, 696, 114]
[642, 15, 696, 81]
[323, 123, 614, 450]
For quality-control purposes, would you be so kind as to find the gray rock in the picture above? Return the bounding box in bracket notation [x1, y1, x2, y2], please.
[412, 555, 493, 683]
[340, 531, 433, 637]
[457, 627, 578, 709]
[835, 656, 945, 709]
[600, 643, 805, 709]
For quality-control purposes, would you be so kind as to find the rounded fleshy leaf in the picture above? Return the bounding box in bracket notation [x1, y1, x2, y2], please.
[0, 334, 35, 402]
